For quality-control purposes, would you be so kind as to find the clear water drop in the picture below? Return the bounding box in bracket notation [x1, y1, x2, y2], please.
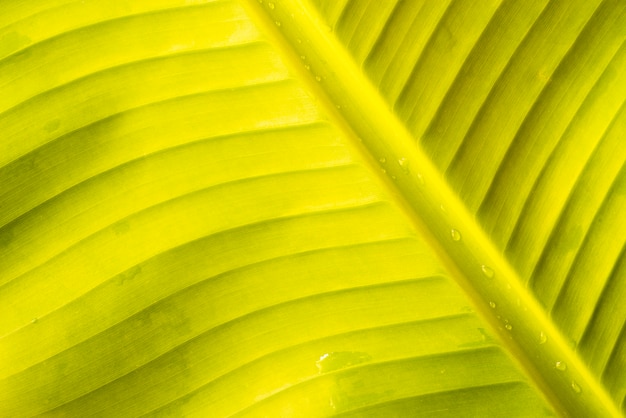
[397, 157, 410, 173]
[555, 361, 567, 371]
[381, 168, 386, 174]
[539, 331, 547, 344]
[275, 20, 281, 26]
[268, 2, 275, 9]
[379, 157, 386, 163]
[300, 55, 305, 60]
[315, 75, 321, 82]
[505, 324, 513, 331]
[481, 265, 494, 278]
[417, 172, 424, 185]
[489, 301, 496, 309]
[450, 229, 461, 241]
[316, 352, 371, 374]
[571, 381, 582, 393]
[304, 64, 310, 70]
[296, 38, 302, 44]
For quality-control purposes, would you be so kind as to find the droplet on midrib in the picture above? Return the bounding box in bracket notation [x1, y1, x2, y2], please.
[571, 381, 581, 393]
[481, 265, 494, 279]
[397, 157, 409, 173]
[538, 332, 547, 344]
[489, 301, 496, 309]
[450, 229, 461, 241]
[555, 361, 567, 371]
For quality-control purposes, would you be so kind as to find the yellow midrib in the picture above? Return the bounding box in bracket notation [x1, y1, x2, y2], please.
[238, 0, 624, 416]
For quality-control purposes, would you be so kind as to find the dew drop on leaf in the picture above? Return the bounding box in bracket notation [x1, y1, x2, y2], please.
[555, 361, 567, 371]
[450, 229, 461, 241]
[481, 265, 494, 278]
[417, 172, 424, 184]
[275, 20, 281, 26]
[397, 157, 409, 173]
[489, 301, 496, 309]
[539, 331, 547, 344]
[379, 157, 386, 163]
[268, 2, 275, 9]
[316, 352, 371, 373]
[505, 324, 512, 331]
[571, 381, 581, 393]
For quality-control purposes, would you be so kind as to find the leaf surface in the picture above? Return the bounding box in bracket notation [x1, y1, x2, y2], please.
[0, 0, 624, 416]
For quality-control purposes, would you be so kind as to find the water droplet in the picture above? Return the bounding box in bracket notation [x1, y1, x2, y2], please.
[381, 168, 387, 174]
[31, 318, 38, 324]
[397, 157, 410, 173]
[440, 204, 447, 213]
[555, 361, 567, 371]
[300, 55, 305, 60]
[315, 75, 321, 82]
[450, 229, 461, 241]
[539, 332, 547, 344]
[505, 324, 513, 331]
[489, 301, 496, 309]
[304, 64, 310, 70]
[44, 119, 60, 133]
[571, 381, 581, 393]
[275, 20, 281, 26]
[379, 157, 386, 163]
[417, 173, 424, 185]
[268, 2, 275, 9]
[336, 104, 341, 109]
[481, 265, 494, 278]
[316, 352, 371, 373]
[296, 38, 302, 44]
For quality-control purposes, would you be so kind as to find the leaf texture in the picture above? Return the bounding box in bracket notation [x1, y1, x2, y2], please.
[0, 0, 624, 416]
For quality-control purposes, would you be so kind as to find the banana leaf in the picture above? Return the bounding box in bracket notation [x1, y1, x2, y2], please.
[1, 0, 624, 416]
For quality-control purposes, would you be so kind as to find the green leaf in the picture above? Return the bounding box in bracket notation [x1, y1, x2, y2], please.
[0, 0, 624, 416]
